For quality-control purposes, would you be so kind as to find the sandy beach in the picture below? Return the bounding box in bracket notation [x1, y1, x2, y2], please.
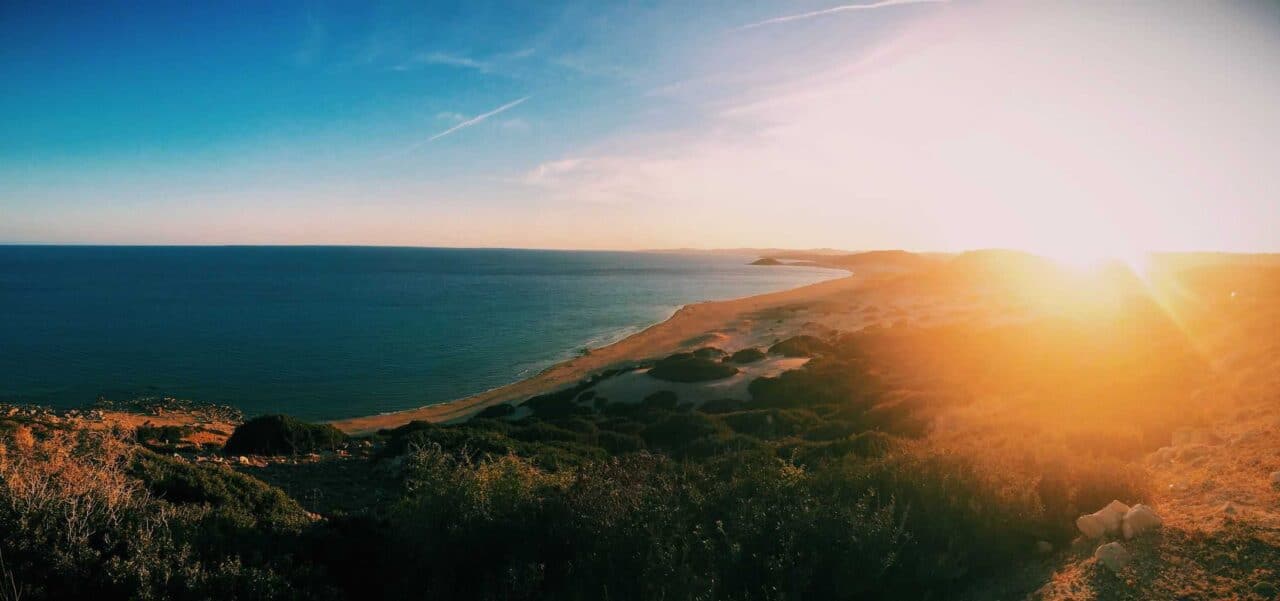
[329, 270, 865, 434]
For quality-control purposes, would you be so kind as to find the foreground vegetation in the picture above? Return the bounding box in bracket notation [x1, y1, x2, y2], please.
[2, 258, 1260, 600]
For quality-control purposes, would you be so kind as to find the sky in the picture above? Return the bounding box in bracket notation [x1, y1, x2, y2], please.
[2, 0, 1279, 254]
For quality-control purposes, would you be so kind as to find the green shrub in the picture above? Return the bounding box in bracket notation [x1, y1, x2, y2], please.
[642, 390, 679, 410]
[698, 398, 744, 414]
[509, 421, 587, 445]
[596, 430, 646, 453]
[476, 403, 516, 419]
[642, 413, 730, 453]
[647, 353, 739, 383]
[747, 359, 880, 410]
[719, 409, 820, 440]
[727, 347, 767, 364]
[130, 450, 311, 531]
[768, 335, 832, 357]
[222, 414, 347, 456]
[135, 424, 192, 445]
[692, 346, 727, 360]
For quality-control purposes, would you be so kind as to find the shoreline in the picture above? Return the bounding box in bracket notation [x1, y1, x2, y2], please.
[329, 268, 860, 435]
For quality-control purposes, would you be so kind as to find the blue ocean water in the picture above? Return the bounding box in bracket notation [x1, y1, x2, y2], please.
[0, 246, 841, 420]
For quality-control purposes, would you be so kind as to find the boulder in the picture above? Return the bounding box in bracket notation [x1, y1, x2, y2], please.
[1219, 501, 1240, 515]
[236, 455, 251, 465]
[1077, 514, 1107, 539]
[1094, 542, 1131, 573]
[1122, 504, 1163, 539]
[1077, 500, 1129, 539]
[1270, 471, 1280, 490]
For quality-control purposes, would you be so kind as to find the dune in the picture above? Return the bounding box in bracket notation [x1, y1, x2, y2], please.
[329, 272, 864, 434]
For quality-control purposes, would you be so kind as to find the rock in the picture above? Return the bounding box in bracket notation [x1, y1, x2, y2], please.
[1077, 500, 1129, 539]
[1122, 504, 1162, 539]
[1094, 542, 1131, 573]
[1077, 514, 1107, 539]
[1270, 471, 1280, 490]
[237, 455, 251, 466]
[1035, 541, 1054, 554]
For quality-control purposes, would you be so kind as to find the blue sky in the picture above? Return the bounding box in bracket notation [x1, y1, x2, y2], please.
[3, 1, 1279, 252]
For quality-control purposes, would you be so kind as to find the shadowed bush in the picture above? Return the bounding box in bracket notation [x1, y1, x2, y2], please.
[476, 403, 516, 419]
[727, 347, 767, 364]
[647, 353, 739, 383]
[768, 335, 831, 357]
[223, 414, 347, 456]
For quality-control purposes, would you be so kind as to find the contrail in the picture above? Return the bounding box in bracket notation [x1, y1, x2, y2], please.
[398, 96, 530, 155]
[427, 96, 529, 142]
[738, 0, 947, 30]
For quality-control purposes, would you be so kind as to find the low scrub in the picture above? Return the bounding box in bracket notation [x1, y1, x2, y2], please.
[222, 414, 347, 456]
[648, 353, 739, 383]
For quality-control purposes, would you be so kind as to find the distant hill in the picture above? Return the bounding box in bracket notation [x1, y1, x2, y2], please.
[644, 247, 856, 257]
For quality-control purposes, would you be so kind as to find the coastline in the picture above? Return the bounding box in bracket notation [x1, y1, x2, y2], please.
[329, 268, 860, 435]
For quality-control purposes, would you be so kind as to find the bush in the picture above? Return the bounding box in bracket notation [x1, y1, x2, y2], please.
[727, 347, 767, 364]
[642, 390, 679, 410]
[647, 353, 739, 383]
[698, 398, 745, 414]
[768, 335, 832, 357]
[135, 424, 192, 445]
[222, 414, 347, 456]
[747, 359, 880, 410]
[719, 409, 821, 440]
[130, 450, 311, 531]
[596, 431, 646, 453]
[476, 403, 516, 419]
[692, 346, 728, 360]
[509, 421, 587, 445]
[642, 413, 730, 453]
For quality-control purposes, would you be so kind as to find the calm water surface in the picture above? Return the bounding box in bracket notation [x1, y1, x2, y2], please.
[0, 247, 841, 420]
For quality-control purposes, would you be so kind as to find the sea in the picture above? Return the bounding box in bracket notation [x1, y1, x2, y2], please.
[0, 246, 841, 420]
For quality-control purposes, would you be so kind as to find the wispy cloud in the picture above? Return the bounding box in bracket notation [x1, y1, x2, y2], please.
[395, 51, 491, 73]
[395, 96, 530, 155]
[737, 0, 948, 30]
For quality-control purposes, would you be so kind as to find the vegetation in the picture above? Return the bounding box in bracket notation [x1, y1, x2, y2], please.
[0, 287, 1225, 600]
[647, 352, 739, 382]
[223, 414, 347, 456]
[727, 347, 767, 363]
[768, 334, 832, 357]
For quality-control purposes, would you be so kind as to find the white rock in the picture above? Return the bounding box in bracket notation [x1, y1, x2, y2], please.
[237, 455, 251, 465]
[1077, 514, 1107, 539]
[1077, 500, 1129, 539]
[1122, 504, 1163, 539]
[1099, 500, 1129, 533]
[1094, 542, 1131, 573]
